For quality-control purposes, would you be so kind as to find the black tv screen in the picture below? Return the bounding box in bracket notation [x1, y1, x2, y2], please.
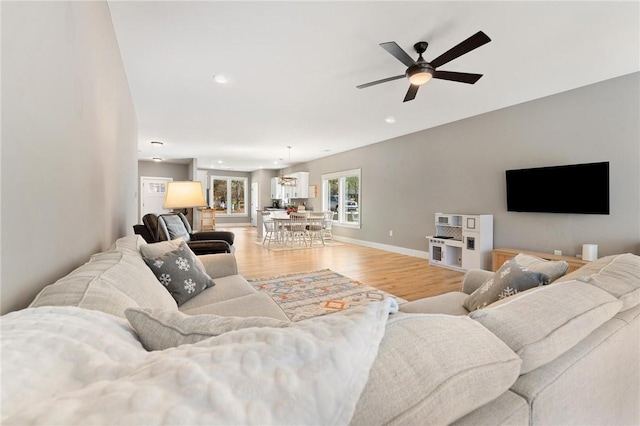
[506, 162, 609, 214]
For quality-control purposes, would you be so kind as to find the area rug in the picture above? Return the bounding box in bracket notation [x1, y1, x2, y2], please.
[253, 241, 344, 252]
[248, 269, 406, 321]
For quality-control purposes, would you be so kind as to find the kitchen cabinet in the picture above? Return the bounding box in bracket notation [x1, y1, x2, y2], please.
[271, 172, 309, 199]
[270, 177, 282, 199]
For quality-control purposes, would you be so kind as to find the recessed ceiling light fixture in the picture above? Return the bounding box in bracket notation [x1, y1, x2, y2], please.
[150, 141, 164, 147]
[152, 157, 163, 162]
[385, 116, 396, 124]
[213, 74, 229, 84]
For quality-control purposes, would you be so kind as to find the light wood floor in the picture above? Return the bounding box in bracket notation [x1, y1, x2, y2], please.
[220, 226, 464, 302]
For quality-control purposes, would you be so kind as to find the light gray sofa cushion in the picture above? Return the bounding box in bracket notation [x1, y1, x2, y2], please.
[470, 280, 622, 374]
[399, 291, 469, 316]
[126, 307, 290, 351]
[557, 253, 640, 312]
[29, 248, 178, 318]
[451, 391, 529, 426]
[180, 292, 290, 321]
[463, 258, 550, 311]
[178, 275, 257, 311]
[350, 313, 521, 425]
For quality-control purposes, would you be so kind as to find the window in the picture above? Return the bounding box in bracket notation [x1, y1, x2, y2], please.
[210, 176, 247, 216]
[322, 169, 360, 227]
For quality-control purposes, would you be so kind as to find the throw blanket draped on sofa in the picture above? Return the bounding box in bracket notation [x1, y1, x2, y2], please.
[1, 299, 398, 425]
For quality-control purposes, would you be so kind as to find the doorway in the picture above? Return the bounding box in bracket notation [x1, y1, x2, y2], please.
[140, 176, 173, 221]
[251, 182, 259, 227]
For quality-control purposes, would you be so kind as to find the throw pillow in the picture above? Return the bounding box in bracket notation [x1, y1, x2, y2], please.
[142, 241, 214, 305]
[514, 253, 569, 282]
[463, 258, 551, 311]
[161, 214, 190, 240]
[126, 307, 290, 351]
[139, 238, 208, 274]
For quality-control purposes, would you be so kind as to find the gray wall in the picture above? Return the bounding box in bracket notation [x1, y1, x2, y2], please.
[138, 161, 189, 181]
[1, 1, 138, 314]
[303, 73, 640, 257]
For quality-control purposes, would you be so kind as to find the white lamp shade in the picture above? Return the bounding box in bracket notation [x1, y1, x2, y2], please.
[164, 181, 207, 209]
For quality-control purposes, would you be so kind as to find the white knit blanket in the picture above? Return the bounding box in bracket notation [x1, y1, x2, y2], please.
[1, 299, 397, 425]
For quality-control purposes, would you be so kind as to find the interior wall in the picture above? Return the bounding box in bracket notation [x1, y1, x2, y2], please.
[303, 72, 640, 257]
[1, 1, 138, 314]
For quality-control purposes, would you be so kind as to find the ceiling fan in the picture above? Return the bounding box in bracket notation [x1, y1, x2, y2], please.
[357, 31, 491, 102]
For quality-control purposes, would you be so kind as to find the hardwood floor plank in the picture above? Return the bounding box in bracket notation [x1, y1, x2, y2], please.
[220, 226, 465, 301]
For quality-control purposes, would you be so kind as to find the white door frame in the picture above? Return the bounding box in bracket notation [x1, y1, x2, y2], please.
[139, 176, 173, 221]
[251, 182, 259, 227]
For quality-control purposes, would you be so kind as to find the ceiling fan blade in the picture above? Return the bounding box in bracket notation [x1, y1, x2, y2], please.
[430, 31, 491, 69]
[403, 84, 419, 102]
[356, 74, 405, 89]
[380, 42, 417, 68]
[433, 70, 483, 84]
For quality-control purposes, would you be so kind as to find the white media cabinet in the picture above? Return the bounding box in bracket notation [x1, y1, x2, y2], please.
[427, 213, 493, 271]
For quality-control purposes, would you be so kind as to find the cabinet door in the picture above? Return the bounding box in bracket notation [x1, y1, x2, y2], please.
[462, 236, 482, 270]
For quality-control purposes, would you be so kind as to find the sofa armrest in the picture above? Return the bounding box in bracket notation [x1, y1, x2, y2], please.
[198, 253, 239, 279]
[462, 269, 494, 294]
[191, 231, 235, 246]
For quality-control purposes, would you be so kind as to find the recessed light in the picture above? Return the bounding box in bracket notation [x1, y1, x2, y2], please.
[385, 116, 396, 124]
[150, 141, 164, 147]
[214, 74, 229, 84]
[217, 160, 223, 164]
[152, 157, 163, 162]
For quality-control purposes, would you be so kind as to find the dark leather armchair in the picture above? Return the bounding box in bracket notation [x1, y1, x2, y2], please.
[133, 212, 235, 255]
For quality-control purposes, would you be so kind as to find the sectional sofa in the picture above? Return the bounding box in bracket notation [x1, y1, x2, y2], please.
[1, 235, 638, 425]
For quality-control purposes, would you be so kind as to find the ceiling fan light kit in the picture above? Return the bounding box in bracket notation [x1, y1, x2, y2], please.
[357, 31, 491, 102]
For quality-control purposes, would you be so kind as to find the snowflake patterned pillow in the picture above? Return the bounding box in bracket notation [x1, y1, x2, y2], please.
[142, 241, 214, 305]
[463, 258, 551, 311]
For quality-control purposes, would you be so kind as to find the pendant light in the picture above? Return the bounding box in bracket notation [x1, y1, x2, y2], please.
[278, 146, 297, 186]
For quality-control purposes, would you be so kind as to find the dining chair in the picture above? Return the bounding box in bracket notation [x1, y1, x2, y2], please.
[283, 213, 309, 247]
[306, 214, 325, 246]
[262, 219, 279, 247]
[322, 211, 334, 244]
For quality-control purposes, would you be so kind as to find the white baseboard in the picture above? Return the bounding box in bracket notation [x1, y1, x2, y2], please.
[333, 235, 429, 259]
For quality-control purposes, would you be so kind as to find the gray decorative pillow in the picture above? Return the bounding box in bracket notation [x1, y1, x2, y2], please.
[463, 258, 550, 311]
[125, 307, 290, 351]
[514, 253, 569, 282]
[140, 238, 208, 274]
[142, 241, 214, 305]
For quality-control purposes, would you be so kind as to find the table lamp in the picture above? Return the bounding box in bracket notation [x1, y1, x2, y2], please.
[164, 181, 208, 213]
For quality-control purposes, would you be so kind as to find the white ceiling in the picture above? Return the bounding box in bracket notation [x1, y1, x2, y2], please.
[108, 1, 640, 172]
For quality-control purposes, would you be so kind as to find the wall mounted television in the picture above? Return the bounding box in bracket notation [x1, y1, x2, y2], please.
[505, 162, 609, 214]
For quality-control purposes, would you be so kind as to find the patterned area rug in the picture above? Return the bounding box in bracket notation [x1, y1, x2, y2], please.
[248, 269, 406, 321]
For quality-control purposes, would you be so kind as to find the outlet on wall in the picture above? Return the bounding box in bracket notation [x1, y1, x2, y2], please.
[389, 230, 393, 237]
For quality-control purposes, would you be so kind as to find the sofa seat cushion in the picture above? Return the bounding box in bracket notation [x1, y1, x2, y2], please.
[399, 291, 469, 316]
[29, 250, 177, 318]
[469, 280, 622, 374]
[126, 307, 290, 351]
[350, 313, 521, 426]
[180, 292, 290, 321]
[557, 253, 640, 311]
[177, 275, 257, 312]
[451, 390, 529, 426]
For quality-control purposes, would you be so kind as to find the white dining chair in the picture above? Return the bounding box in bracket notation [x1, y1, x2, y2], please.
[283, 213, 309, 247]
[322, 211, 334, 244]
[306, 214, 325, 246]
